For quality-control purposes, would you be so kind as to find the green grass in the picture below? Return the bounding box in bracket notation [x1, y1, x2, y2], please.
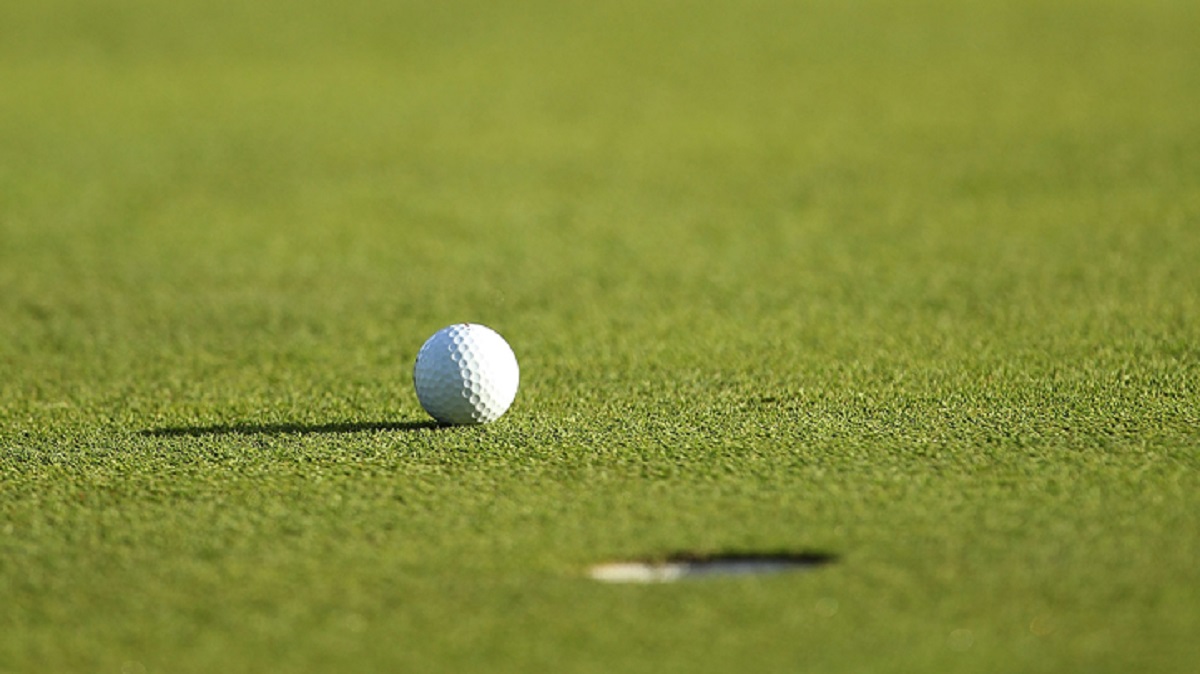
[2, 1, 1199, 672]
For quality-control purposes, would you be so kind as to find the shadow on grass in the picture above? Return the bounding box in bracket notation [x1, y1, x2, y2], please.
[141, 420, 442, 437]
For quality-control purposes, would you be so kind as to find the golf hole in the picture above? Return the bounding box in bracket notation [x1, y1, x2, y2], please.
[589, 552, 836, 584]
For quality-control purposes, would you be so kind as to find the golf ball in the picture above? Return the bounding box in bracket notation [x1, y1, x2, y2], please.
[413, 323, 520, 425]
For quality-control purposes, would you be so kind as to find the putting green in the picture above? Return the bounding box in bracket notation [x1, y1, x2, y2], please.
[2, 1, 1198, 672]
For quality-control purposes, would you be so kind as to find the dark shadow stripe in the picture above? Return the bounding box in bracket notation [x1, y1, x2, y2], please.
[141, 420, 441, 437]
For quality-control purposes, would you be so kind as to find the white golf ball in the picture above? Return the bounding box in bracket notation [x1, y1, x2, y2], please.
[413, 323, 520, 425]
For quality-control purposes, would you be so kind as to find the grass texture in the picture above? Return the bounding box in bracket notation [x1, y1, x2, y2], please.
[2, 1, 1199, 672]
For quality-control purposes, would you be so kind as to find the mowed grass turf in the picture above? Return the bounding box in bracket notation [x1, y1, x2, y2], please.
[2, 0, 1199, 672]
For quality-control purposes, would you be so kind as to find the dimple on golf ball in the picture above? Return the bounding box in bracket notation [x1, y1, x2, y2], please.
[413, 323, 519, 425]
